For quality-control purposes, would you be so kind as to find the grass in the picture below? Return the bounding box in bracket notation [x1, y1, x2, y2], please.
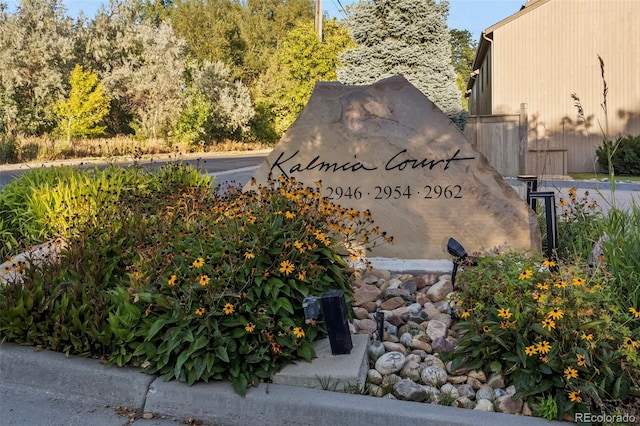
[570, 172, 640, 182]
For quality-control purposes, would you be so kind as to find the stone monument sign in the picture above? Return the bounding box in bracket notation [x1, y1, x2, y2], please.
[249, 75, 541, 259]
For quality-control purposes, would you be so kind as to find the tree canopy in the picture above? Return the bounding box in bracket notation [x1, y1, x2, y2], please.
[338, 0, 462, 118]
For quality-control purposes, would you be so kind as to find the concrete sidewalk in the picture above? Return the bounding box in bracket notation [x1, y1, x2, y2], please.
[0, 342, 560, 426]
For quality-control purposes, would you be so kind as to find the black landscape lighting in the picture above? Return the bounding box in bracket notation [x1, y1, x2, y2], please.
[528, 191, 559, 268]
[375, 308, 385, 341]
[447, 237, 468, 289]
[320, 290, 353, 355]
[517, 175, 539, 211]
[302, 291, 353, 355]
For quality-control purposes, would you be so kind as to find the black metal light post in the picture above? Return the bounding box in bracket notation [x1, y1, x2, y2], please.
[517, 174, 539, 211]
[528, 191, 559, 268]
[302, 290, 353, 355]
[447, 237, 468, 289]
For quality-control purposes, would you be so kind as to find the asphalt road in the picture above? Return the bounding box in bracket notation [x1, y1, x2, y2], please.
[0, 151, 270, 189]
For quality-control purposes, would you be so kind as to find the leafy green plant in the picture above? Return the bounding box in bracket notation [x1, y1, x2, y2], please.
[1, 166, 387, 397]
[556, 187, 603, 259]
[596, 135, 640, 176]
[531, 394, 558, 421]
[451, 251, 639, 420]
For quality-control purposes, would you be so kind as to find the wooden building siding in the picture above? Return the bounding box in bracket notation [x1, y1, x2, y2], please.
[468, 0, 640, 173]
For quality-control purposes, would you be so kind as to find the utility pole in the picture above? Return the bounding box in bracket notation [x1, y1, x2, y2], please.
[315, 0, 323, 42]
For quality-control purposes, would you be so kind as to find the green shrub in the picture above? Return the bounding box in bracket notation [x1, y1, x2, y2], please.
[451, 251, 639, 420]
[1, 168, 386, 396]
[596, 135, 640, 176]
[556, 187, 603, 260]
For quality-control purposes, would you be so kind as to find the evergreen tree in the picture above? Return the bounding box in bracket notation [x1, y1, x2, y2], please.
[338, 0, 462, 117]
[54, 65, 110, 141]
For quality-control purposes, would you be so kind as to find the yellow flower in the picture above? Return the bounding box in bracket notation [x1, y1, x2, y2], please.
[543, 259, 557, 268]
[568, 390, 582, 403]
[559, 199, 567, 207]
[500, 321, 509, 329]
[536, 283, 549, 290]
[547, 308, 564, 320]
[576, 354, 587, 367]
[198, 274, 210, 287]
[167, 274, 177, 287]
[518, 270, 533, 280]
[460, 310, 470, 319]
[245, 323, 256, 333]
[542, 318, 556, 330]
[223, 303, 235, 315]
[525, 345, 538, 356]
[195, 307, 206, 316]
[540, 355, 549, 363]
[572, 277, 585, 286]
[554, 280, 568, 288]
[192, 257, 205, 268]
[497, 308, 512, 319]
[297, 270, 307, 281]
[623, 337, 639, 349]
[279, 260, 295, 275]
[629, 307, 640, 318]
[293, 327, 305, 338]
[244, 252, 255, 259]
[293, 241, 305, 253]
[271, 342, 282, 354]
[483, 325, 491, 333]
[536, 341, 551, 354]
[564, 366, 579, 380]
[285, 211, 296, 219]
[580, 332, 594, 342]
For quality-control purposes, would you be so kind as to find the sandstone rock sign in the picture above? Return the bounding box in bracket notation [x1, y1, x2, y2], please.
[249, 75, 541, 259]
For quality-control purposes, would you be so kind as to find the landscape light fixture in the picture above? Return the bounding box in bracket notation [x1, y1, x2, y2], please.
[447, 237, 468, 289]
[302, 291, 353, 355]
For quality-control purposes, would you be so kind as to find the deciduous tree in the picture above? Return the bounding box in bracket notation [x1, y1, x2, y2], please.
[450, 29, 476, 111]
[54, 65, 110, 141]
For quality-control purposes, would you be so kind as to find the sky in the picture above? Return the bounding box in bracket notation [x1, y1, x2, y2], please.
[3, 0, 524, 42]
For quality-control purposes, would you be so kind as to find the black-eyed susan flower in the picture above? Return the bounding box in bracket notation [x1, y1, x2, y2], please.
[623, 337, 639, 349]
[285, 211, 296, 219]
[564, 366, 578, 380]
[192, 257, 205, 268]
[293, 327, 305, 338]
[271, 342, 282, 354]
[195, 307, 206, 316]
[568, 390, 582, 403]
[554, 280, 568, 288]
[167, 274, 177, 286]
[293, 241, 305, 253]
[297, 270, 306, 281]
[245, 323, 256, 333]
[198, 274, 210, 287]
[572, 277, 586, 286]
[629, 307, 640, 318]
[547, 308, 564, 320]
[576, 354, 587, 367]
[536, 341, 551, 354]
[223, 303, 234, 315]
[244, 252, 255, 259]
[519, 269, 533, 280]
[580, 332, 594, 342]
[483, 325, 491, 333]
[279, 260, 295, 275]
[525, 345, 538, 356]
[460, 310, 471, 319]
[536, 283, 549, 290]
[542, 259, 557, 268]
[497, 308, 512, 319]
[542, 318, 556, 331]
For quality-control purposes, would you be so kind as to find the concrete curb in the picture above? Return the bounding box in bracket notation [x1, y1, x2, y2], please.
[1, 343, 560, 426]
[0, 343, 153, 409]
